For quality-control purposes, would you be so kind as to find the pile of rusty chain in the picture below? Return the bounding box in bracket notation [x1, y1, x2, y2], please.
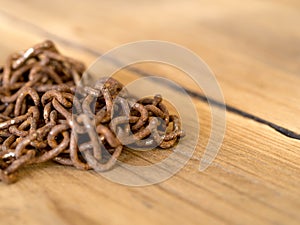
[0, 40, 184, 184]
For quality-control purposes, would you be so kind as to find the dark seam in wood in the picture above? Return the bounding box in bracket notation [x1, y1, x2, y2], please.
[0, 9, 299, 141]
[123, 66, 300, 141]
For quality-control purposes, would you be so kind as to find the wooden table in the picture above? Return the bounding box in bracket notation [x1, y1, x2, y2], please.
[0, 1, 299, 224]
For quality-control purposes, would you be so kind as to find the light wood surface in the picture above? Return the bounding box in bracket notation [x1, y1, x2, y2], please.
[0, 1, 299, 225]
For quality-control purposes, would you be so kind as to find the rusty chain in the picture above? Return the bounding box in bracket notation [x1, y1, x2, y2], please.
[0, 40, 184, 184]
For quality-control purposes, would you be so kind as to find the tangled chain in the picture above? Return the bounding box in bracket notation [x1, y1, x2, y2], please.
[0, 41, 184, 184]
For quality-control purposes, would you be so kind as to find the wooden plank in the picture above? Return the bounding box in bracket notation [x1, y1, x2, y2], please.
[0, 0, 299, 132]
[0, 1, 299, 225]
[0, 17, 94, 65]
[0, 23, 220, 225]
[0, 93, 299, 225]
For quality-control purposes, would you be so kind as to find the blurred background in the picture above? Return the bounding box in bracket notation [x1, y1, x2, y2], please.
[0, 1, 299, 225]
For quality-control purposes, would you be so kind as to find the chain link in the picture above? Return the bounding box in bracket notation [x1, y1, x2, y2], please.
[0, 41, 184, 184]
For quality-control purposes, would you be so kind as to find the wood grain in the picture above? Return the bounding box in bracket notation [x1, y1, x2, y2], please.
[0, 1, 299, 225]
[0, 0, 299, 132]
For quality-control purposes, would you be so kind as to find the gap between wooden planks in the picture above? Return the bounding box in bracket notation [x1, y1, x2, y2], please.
[0, 2, 300, 225]
[0, 0, 299, 133]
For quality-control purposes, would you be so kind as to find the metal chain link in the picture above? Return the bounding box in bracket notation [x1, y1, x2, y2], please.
[0, 41, 184, 184]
